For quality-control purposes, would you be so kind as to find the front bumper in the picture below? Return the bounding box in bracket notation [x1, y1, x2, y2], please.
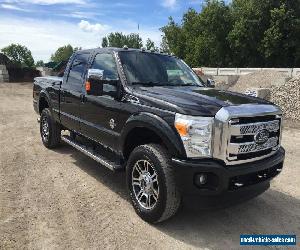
[172, 147, 285, 196]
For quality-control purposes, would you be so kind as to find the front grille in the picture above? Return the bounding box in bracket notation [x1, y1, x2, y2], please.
[213, 105, 282, 165]
[226, 116, 281, 163]
[238, 120, 280, 134]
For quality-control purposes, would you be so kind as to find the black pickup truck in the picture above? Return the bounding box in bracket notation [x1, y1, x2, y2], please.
[33, 47, 285, 223]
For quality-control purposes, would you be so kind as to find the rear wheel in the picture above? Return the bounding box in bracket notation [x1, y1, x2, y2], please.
[40, 108, 61, 148]
[126, 144, 181, 223]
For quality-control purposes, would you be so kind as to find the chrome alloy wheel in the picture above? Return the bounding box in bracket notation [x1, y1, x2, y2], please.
[41, 116, 49, 142]
[132, 160, 159, 210]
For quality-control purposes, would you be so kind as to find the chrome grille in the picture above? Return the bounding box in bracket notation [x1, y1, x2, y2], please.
[234, 120, 280, 135]
[213, 104, 283, 165]
[230, 137, 278, 154]
[227, 118, 281, 162]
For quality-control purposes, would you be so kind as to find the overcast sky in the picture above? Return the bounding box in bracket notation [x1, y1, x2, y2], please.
[0, 0, 207, 62]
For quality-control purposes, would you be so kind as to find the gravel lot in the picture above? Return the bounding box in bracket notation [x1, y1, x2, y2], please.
[0, 82, 299, 250]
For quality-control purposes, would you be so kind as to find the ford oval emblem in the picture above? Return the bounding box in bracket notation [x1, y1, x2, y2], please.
[254, 129, 269, 145]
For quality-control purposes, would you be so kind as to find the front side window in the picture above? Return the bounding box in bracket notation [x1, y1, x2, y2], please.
[91, 53, 119, 80]
[118, 51, 204, 87]
[66, 53, 89, 91]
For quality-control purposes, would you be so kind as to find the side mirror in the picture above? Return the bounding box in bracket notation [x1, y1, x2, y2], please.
[86, 69, 119, 98]
[87, 68, 104, 81]
[206, 78, 215, 88]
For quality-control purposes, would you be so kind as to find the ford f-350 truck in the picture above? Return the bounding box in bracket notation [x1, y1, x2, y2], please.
[33, 47, 285, 223]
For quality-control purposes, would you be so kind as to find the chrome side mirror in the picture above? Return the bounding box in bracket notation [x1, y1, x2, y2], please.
[86, 68, 119, 98]
[87, 69, 104, 81]
[207, 78, 215, 88]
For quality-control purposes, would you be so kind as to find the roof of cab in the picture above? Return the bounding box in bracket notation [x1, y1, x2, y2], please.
[74, 47, 175, 57]
[75, 47, 143, 54]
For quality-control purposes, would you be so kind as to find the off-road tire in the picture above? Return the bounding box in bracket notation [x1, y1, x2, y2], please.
[126, 144, 181, 223]
[40, 108, 61, 148]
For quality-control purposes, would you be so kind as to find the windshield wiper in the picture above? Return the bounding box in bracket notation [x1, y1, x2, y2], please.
[185, 83, 197, 86]
[132, 81, 168, 86]
[173, 83, 199, 87]
[131, 82, 200, 87]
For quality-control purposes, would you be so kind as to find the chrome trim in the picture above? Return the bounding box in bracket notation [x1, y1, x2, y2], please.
[228, 137, 278, 155]
[213, 104, 282, 165]
[230, 120, 280, 135]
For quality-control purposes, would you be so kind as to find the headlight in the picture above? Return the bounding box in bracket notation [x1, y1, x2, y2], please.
[174, 114, 213, 158]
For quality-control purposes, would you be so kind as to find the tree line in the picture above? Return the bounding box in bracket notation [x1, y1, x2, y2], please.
[161, 0, 300, 67]
[0, 37, 159, 68]
[2, 0, 300, 68]
[0, 44, 81, 68]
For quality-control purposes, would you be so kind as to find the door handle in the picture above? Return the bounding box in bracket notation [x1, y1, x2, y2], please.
[80, 94, 86, 103]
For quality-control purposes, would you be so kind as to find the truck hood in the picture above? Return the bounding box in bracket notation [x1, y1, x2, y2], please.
[132, 86, 271, 116]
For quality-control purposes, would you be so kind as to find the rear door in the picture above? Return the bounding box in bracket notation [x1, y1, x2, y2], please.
[60, 52, 90, 132]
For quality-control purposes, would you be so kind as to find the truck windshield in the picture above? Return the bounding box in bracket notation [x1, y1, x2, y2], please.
[118, 51, 204, 87]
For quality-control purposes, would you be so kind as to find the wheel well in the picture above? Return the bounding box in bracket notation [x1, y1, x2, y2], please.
[123, 127, 165, 160]
[39, 97, 49, 114]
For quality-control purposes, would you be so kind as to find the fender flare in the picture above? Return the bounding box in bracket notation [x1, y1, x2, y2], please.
[120, 112, 185, 158]
[38, 90, 52, 113]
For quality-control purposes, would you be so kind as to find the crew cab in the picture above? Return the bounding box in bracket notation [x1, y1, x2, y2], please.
[33, 47, 285, 223]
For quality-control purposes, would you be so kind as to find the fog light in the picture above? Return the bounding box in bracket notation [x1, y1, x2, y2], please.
[198, 174, 207, 185]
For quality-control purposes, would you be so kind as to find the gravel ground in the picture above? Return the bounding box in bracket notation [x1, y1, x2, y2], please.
[0, 82, 299, 250]
[271, 76, 300, 121]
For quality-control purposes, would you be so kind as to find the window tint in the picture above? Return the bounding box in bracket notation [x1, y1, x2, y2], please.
[118, 51, 203, 86]
[66, 53, 90, 91]
[91, 53, 119, 80]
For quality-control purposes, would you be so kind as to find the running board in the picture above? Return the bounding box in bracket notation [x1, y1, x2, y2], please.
[61, 135, 122, 171]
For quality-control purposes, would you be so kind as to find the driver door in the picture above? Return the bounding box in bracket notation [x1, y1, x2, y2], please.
[80, 52, 121, 150]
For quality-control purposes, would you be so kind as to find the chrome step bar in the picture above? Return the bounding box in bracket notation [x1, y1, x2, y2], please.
[61, 135, 121, 171]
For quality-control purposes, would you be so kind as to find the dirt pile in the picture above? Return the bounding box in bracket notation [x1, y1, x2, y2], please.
[227, 70, 300, 120]
[271, 76, 300, 120]
[229, 70, 286, 93]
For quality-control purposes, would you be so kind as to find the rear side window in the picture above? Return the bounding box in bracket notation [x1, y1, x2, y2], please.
[91, 53, 119, 80]
[66, 53, 90, 91]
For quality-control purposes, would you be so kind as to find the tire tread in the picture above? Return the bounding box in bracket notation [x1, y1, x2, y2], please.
[40, 108, 60, 148]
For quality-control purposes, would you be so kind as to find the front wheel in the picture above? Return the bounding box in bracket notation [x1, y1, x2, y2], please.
[126, 144, 181, 223]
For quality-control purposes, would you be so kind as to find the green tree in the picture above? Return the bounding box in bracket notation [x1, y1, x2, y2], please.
[102, 32, 143, 49]
[127, 33, 143, 48]
[1, 43, 34, 68]
[160, 0, 300, 67]
[261, 2, 300, 67]
[161, 1, 231, 67]
[187, 2, 231, 67]
[51, 44, 73, 62]
[145, 38, 155, 50]
[228, 0, 273, 66]
[161, 17, 186, 59]
[35, 60, 44, 67]
[102, 37, 108, 47]
[160, 35, 170, 53]
[145, 38, 159, 51]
